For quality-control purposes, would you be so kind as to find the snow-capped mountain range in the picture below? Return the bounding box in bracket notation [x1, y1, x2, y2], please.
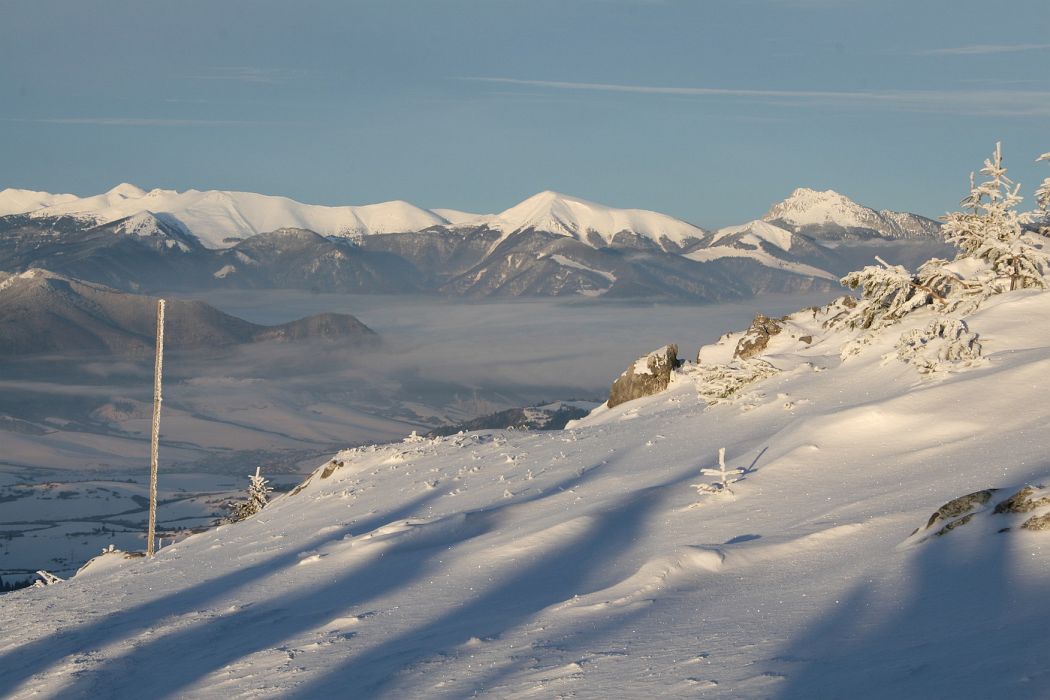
[0, 185, 707, 251]
[0, 184, 949, 299]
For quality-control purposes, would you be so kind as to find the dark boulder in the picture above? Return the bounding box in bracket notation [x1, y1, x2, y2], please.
[607, 344, 680, 408]
[734, 314, 784, 360]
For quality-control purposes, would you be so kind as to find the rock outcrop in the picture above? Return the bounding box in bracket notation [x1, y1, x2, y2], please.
[734, 314, 784, 360]
[910, 485, 1050, 542]
[607, 344, 680, 408]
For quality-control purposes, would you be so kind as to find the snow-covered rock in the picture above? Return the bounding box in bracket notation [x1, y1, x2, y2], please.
[607, 344, 680, 408]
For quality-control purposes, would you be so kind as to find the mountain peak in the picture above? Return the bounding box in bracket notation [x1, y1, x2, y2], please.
[493, 191, 704, 247]
[764, 187, 864, 225]
[106, 183, 147, 199]
[764, 187, 940, 239]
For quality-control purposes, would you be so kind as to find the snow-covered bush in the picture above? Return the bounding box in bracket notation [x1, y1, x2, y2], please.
[693, 360, 779, 405]
[33, 570, 64, 587]
[838, 257, 937, 330]
[229, 467, 273, 522]
[913, 258, 991, 314]
[895, 318, 983, 375]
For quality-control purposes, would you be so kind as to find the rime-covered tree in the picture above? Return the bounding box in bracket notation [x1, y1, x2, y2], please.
[941, 142, 1050, 291]
[230, 467, 273, 521]
[839, 257, 933, 329]
[1037, 152, 1050, 234]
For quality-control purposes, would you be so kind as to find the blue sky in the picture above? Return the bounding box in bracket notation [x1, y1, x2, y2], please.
[2, 0, 1048, 227]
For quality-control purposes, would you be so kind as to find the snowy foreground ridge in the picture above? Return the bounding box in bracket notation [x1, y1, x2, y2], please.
[3, 288, 1050, 698]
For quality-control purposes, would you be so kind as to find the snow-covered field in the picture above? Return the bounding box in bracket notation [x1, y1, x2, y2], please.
[3, 285, 1048, 698]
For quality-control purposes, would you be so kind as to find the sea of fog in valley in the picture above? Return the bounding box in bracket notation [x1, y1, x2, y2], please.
[0, 291, 836, 582]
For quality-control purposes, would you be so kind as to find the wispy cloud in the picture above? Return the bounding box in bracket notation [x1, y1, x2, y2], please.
[462, 77, 1050, 117]
[917, 43, 1050, 56]
[7, 117, 281, 127]
[185, 66, 305, 84]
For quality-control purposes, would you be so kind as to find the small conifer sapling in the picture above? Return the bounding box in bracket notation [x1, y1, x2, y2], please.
[231, 467, 273, 521]
[694, 447, 745, 495]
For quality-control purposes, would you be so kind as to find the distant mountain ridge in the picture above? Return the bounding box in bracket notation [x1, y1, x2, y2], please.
[0, 184, 952, 300]
[0, 268, 379, 356]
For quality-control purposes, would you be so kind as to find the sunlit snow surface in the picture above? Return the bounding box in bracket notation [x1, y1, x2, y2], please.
[3, 290, 1050, 699]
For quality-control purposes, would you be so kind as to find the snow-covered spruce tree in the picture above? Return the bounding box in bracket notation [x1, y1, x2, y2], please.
[230, 467, 273, 522]
[941, 142, 1050, 291]
[1037, 151, 1050, 234]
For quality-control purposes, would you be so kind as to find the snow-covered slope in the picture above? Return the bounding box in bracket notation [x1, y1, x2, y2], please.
[0, 187, 80, 216]
[710, 219, 796, 251]
[4, 283, 1049, 698]
[686, 219, 838, 280]
[21, 185, 452, 249]
[764, 187, 941, 239]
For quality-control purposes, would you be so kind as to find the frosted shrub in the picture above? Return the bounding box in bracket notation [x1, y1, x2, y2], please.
[914, 258, 991, 314]
[33, 570, 64, 587]
[895, 318, 983, 375]
[693, 360, 778, 405]
[839, 259, 932, 330]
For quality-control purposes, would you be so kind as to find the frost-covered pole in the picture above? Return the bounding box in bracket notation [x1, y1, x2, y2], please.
[146, 299, 165, 556]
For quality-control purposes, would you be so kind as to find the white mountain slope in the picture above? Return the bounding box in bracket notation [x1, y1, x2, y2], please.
[710, 219, 796, 251]
[4, 286, 1049, 698]
[481, 190, 707, 249]
[0, 187, 80, 215]
[764, 187, 940, 238]
[19, 185, 452, 249]
[687, 219, 839, 280]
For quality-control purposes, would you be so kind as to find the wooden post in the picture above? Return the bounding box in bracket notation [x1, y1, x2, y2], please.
[147, 299, 165, 556]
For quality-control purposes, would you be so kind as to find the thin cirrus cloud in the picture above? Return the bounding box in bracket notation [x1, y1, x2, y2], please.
[6, 117, 282, 127]
[462, 77, 1050, 117]
[917, 43, 1050, 56]
[184, 66, 305, 84]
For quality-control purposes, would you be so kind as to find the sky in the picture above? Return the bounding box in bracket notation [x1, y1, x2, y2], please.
[1, 0, 1048, 228]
